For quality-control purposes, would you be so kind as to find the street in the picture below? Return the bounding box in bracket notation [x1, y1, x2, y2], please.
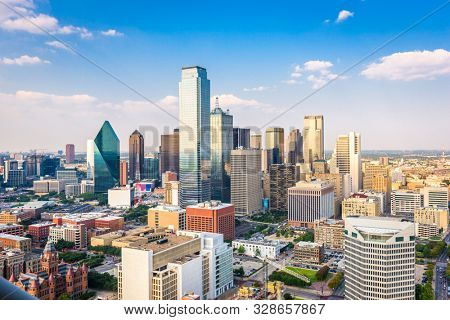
[434, 232, 449, 300]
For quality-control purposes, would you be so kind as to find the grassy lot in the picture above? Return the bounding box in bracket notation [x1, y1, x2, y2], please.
[285, 267, 318, 282]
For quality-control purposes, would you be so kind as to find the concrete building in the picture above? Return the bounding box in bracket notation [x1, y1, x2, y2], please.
[287, 129, 303, 165]
[49, 224, 87, 249]
[391, 190, 423, 218]
[118, 231, 233, 300]
[81, 180, 94, 194]
[233, 127, 250, 149]
[186, 201, 234, 241]
[148, 205, 186, 231]
[230, 149, 262, 215]
[288, 180, 334, 228]
[119, 160, 128, 186]
[28, 222, 56, 245]
[56, 169, 78, 185]
[0, 224, 24, 236]
[164, 181, 180, 206]
[303, 115, 324, 165]
[265, 127, 285, 164]
[344, 216, 415, 300]
[65, 144, 75, 164]
[333, 132, 361, 192]
[129, 130, 145, 181]
[0, 234, 32, 252]
[95, 216, 125, 231]
[341, 193, 382, 219]
[269, 164, 296, 212]
[421, 186, 448, 208]
[232, 239, 284, 259]
[250, 133, 262, 150]
[108, 186, 135, 209]
[414, 206, 448, 238]
[293, 241, 324, 264]
[33, 179, 64, 194]
[65, 184, 81, 197]
[160, 129, 180, 177]
[313, 218, 345, 250]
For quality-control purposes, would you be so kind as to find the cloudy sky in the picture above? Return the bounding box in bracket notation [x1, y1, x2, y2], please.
[0, 0, 449, 152]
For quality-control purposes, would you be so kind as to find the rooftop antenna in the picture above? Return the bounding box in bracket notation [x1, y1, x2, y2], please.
[215, 96, 219, 109]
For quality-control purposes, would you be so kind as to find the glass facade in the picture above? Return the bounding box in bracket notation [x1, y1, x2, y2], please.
[93, 121, 120, 193]
[179, 66, 211, 207]
[143, 156, 159, 181]
[210, 105, 233, 203]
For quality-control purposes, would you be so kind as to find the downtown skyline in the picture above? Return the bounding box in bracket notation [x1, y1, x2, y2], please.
[0, 0, 449, 152]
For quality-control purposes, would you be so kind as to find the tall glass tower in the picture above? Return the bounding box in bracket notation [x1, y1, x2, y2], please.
[179, 66, 211, 207]
[210, 98, 233, 203]
[93, 121, 120, 193]
[129, 129, 144, 181]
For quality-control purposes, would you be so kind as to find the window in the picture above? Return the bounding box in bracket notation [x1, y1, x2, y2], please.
[395, 236, 404, 242]
[409, 236, 415, 241]
[344, 229, 348, 235]
[352, 232, 357, 238]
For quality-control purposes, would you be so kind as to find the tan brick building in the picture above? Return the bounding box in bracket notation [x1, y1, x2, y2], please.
[313, 218, 344, 250]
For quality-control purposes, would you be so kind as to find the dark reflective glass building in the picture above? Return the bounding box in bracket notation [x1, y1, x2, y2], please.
[93, 121, 120, 193]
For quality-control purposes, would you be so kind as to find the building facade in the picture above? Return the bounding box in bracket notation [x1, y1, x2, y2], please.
[269, 164, 296, 212]
[129, 130, 144, 181]
[303, 115, 324, 165]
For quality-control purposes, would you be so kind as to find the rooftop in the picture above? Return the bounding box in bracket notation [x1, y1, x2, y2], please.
[130, 234, 196, 254]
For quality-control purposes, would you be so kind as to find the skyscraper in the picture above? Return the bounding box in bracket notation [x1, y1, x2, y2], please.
[230, 149, 262, 215]
[129, 130, 144, 181]
[120, 160, 128, 186]
[179, 66, 211, 207]
[143, 155, 160, 181]
[334, 132, 361, 192]
[287, 129, 303, 164]
[303, 115, 324, 164]
[86, 139, 95, 179]
[65, 144, 75, 164]
[269, 164, 296, 212]
[160, 129, 179, 177]
[344, 216, 415, 300]
[250, 133, 262, 149]
[210, 99, 233, 202]
[93, 121, 120, 193]
[232, 128, 250, 149]
[265, 127, 284, 164]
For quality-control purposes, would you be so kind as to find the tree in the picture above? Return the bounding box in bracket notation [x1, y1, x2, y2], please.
[58, 293, 71, 300]
[55, 239, 75, 251]
[283, 293, 294, 300]
[233, 266, 244, 277]
[88, 271, 118, 291]
[316, 265, 330, 281]
[328, 272, 344, 289]
[59, 251, 87, 263]
[255, 248, 261, 257]
[237, 245, 245, 254]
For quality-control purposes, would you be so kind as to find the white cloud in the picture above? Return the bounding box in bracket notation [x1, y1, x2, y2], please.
[304, 60, 333, 72]
[282, 79, 299, 85]
[336, 10, 354, 23]
[212, 94, 268, 107]
[243, 86, 271, 92]
[290, 65, 303, 78]
[361, 49, 450, 81]
[45, 40, 71, 51]
[0, 1, 93, 38]
[157, 95, 178, 108]
[15, 90, 97, 104]
[101, 29, 124, 37]
[0, 54, 49, 65]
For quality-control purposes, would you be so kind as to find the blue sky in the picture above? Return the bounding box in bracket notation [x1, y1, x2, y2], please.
[0, 0, 449, 152]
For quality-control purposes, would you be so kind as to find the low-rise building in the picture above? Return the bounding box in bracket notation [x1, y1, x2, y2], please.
[28, 222, 56, 245]
[293, 241, 324, 264]
[48, 224, 87, 249]
[231, 239, 284, 259]
[0, 234, 32, 252]
[414, 206, 448, 238]
[95, 216, 124, 231]
[148, 205, 185, 231]
[0, 224, 24, 236]
[313, 218, 345, 250]
[33, 179, 64, 194]
[108, 186, 135, 209]
[342, 193, 381, 219]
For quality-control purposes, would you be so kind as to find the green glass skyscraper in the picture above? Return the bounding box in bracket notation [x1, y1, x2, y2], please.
[93, 121, 120, 193]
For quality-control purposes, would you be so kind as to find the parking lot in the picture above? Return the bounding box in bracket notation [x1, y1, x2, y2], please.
[233, 256, 264, 277]
[324, 250, 344, 269]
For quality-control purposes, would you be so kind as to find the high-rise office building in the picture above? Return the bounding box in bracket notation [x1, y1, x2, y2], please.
[143, 155, 159, 181]
[210, 101, 233, 202]
[333, 132, 361, 192]
[129, 130, 144, 181]
[265, 127, 284, 164]
[179, 66, 211, 207]
[86, 139, 95, 179]
[287, 129, 303, 165]
[40, 157, 60, 177]
[119, 160, 128, 186]
[65, 144, 75, 164]
[303, 115, 324, 164]
[269, 164, 296, 212]
[160, 129, 179, 177]
[232, 128, 250, 149]
[288, 180, 335, 228]
[230, 149, 262, 215]
[250, 133, 262, 149]
[344, 216, 415, 300]
[93, 121, 120, 193]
